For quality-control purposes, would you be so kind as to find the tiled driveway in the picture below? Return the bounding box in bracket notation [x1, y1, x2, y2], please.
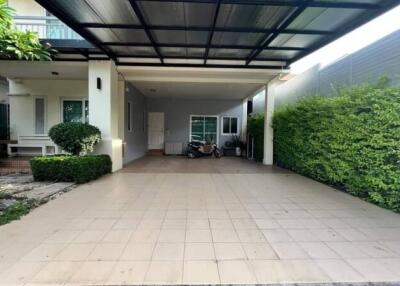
[1, 156, 400, 285]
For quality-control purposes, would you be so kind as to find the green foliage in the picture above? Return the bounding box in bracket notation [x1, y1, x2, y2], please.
[0, 200, 35, 225]
[247, 113, 264, 161]
[0, 0, 55, 60]
[273, 84, 400, 212]
[49, 122, 101, 156]
[30, 155, 112, 183]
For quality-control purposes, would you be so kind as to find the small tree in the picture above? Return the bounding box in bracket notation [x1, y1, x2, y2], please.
[0, 0, 54, 60]
[49, 122, 101, 156]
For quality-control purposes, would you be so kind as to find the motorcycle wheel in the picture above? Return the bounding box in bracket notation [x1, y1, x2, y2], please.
[187, 151, 196, 159]
[214, 148, 221, 159]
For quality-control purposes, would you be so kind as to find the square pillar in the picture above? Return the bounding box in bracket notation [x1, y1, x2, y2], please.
[88, 60, 123, 171]
[263, 86, 274, 165]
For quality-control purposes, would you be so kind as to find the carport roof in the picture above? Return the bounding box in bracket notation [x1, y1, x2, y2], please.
[36, 0, 399, 69]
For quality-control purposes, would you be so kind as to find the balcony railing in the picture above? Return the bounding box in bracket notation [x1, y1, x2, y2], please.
[14, 16, 82, 40]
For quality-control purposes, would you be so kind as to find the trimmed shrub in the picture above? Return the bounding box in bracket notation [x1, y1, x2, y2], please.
[247, 113, 264, 162]
[30, 155, 112, 183]
[49, 122, 101, 155]
[273, 84, 400, 212]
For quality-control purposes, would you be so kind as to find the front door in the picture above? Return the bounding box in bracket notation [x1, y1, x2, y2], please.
[148, 112, 164, 149]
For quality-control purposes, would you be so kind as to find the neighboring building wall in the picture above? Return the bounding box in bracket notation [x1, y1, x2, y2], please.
[124, 83, 147, 164]
[146, 97, 243, 148]
[275, 30, 400, 107]
[8, 79, 87, 139]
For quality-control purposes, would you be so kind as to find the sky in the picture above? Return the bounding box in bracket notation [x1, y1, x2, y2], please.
[290, 5, 400, 74]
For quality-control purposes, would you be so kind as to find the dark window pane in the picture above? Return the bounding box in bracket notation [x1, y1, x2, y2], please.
[223, 117, 230, 134]
[231, 117, 238, 134]
[127, 102, 131, 131]
[63, 100, 82, 123]
[85, 100, 89, 123]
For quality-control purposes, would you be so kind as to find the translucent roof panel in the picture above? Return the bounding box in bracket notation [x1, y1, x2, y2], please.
[151, 31, 208, 45]
[37, 0, 399, 68]
[138, 1, 216, 26]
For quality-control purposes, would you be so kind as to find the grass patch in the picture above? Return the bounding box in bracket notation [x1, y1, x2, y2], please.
[0, 199, 36, 225]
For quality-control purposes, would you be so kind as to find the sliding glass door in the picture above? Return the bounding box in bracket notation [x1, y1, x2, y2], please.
[190, 115, 218, 144]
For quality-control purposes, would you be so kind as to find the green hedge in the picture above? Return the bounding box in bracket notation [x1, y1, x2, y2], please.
[273, 84, 400, 212]
[30, 155, 112, 183]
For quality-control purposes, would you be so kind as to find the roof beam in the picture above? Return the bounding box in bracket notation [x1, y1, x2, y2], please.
[204, 0, 221, 64]
[81, 23, 333, 35]
[127, 0, 164, 63]
[246, 0, 310, 65]
[117, 62, 289, 70]
[101, 42, 308, 51]
[137, 0, 381, 9]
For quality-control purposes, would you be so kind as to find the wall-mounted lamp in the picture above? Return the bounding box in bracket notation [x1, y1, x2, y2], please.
[97, 77, 102, 90]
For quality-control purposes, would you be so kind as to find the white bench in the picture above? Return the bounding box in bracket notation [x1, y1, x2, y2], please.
[7, 135, 60, 156]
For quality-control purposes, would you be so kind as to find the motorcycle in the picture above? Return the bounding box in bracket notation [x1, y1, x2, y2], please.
[187, 136, 221, 159]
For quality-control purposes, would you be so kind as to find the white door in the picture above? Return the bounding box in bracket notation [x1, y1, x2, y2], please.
[148, 112, 165, 149]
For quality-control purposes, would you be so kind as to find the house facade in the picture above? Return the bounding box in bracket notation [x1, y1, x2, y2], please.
[2, 0, 396, 171]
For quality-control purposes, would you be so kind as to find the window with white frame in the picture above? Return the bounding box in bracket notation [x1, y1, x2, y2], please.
[34, 97, 46, 134]
[62, 99, 89, 123]
[222, 116, 239, 135]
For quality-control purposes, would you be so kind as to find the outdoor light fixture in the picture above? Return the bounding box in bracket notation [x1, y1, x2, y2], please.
[51, 71, 59, 76]
[97, 77, 102, 90]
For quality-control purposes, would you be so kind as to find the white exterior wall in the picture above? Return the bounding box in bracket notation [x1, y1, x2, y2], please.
[8, 0, 45, 17]
[8, 79, 87, 140]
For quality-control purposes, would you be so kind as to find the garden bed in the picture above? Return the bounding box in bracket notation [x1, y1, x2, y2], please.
[0, 174, 75, 225]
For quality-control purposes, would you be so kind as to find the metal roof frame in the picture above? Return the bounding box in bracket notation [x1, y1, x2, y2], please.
[34, 0, 399, 69]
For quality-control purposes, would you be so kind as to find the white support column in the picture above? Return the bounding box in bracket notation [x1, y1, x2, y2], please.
[263, 85, 274, 165]
[88, 60, 123, 172]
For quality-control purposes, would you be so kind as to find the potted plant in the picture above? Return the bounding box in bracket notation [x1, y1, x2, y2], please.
[231, 135, 244, 157]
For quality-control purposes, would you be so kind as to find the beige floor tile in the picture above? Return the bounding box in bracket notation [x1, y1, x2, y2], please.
[271, 242, 309, 259]
[251, 260, 293, 283]
[185, 243, 215, 260]
[166, 210, 187, 219]
[299, 242, 339, 259]
[162, 219, 186, 229]
[55, 244, 95, 261]
[326, 242, 370, 258]
[262, 229, 293, 242]
[186, 229, 212, 242]
[346, 258, 400, 281]
[287, 229, 320, 242]
[209, 218, 233, 229]
[158, 229, 185, 242]
[232, 218, 258, 229]
[211, 229, 239, 242]
[73, 230, 107, 243]
[218, 260, 257, 284]
[242, 243, 278, 259]
[315, 259, 364, 282]
[144, 261, 183, 284]
[100, 230, 132, 243]
[120, 243, 155, 260]
[229, 210, 250, 219]
[87, 218, 117, 230]
[113, 219, 140, 230]
[106, 261, 149, 285]
[237, 229, 266, 242]
[29, 261, 81, 285]
[22, 244, 66, 262]
[187, 210, 208, 219]
[87, 243, 126, 261]
[63, 218, 93, 230]
[130, 228, 160, 243]
[45, 230, 80, 243]
[183, 260, 219, 284]
[255, 219, 280, 229]
[67, 261, 116, 285]
[287, 260, 331, 283]
[0, 262, 45, 285]
[153, 243, 184, 260]
[186, 219, 209, 229]
[214, 243, 246, 260]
